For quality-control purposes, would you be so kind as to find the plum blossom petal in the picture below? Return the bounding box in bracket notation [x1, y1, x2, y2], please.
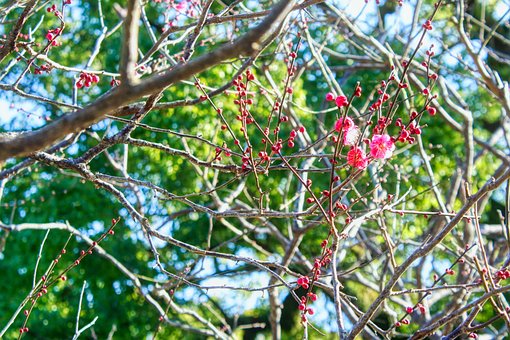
[335, 117, 360, 146]
[369, 134, 395, 159]
[347, 147, 368, 169]
[335, 95, 348, 108]
[343, 126, 360, 146]
[334, 117, 354, 132]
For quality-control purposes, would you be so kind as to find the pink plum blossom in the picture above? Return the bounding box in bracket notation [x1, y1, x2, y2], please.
[334, 117, 354, 132]
[347, 147, 368, 169]
[369, 134, 395, 159]
[343, 126, 360, 146]
[335, 95, 348, 108]
[335, 117, 359, 146]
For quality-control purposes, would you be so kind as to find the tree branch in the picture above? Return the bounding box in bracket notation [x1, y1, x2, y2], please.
[0, 0, 297, 162]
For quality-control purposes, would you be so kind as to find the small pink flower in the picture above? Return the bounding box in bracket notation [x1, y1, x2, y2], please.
[334, 117, 354, 132]
[325, 92, 335, 101]
[347, 147, 368, 169]
[343, 126, 360, 146]
[335, 95, 348, 108]
[369, 134, 395, 159]
[335, 117, 359, 146]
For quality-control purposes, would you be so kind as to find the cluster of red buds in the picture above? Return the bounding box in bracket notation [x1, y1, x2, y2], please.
[423, 19, 433, 30]
[46, 4, 61, 17]
[240, 147, 253, 171]
[284, 126, 304, 148]
[213, 147, 231, 161]
[286, 129, 296, 148]
[298, 294, 315, 319]
[426, 106, 437, 116]
[393, 248, 472, 333]
[354, 84, 362, 97]
[284, 39, 299, 79]
[325, 93, 349, 108]
[395, 318, 410, 327]
[370, 82, 392, 111]
[232, 71, 255, 129]
[495, 269, 510, 281]
[333, 202, 350, 220]
[270, 139, 283, 154]
[395, 303, 427, 328]
[76, 72, 99, 88]
[45, 28, 61, 46]
[317, 249, 332, 273]
[395, 119, 422, 144]
[258, 151, 270, 163]
[372, 116, 391, 134]
[297, 276, 310, 290]
[19, 218, 119, 336]
[407, 122, 422, 135]
[34, 64, 52, 75]
[295, 241, 335, 324]
[297, 290, 318, 324]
